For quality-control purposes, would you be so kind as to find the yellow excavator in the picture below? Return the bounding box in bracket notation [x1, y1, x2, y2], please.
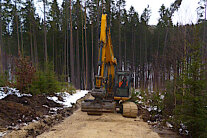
[81, 14, 138, 118]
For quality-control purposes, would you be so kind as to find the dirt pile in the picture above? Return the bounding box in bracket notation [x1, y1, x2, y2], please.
[2, 93, 90, 138]
[0, 94, 62, 128]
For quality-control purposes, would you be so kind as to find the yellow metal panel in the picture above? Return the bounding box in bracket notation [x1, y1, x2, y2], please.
[114, 97, 130, 101]
[101, 45, 106, 78]
[100, 14, 107, 43]
[105, 29, 117, 65]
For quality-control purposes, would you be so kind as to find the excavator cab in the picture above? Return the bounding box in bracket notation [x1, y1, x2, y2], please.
[114, 71, 131, 100]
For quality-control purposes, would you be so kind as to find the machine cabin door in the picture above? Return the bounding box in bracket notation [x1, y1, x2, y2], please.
[114, 73, 131, 98]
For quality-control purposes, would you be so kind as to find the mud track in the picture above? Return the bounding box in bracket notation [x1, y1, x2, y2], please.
[38, 93, 162, 138]
[38, 95, 180, 138]
[4, 94, 179, 138]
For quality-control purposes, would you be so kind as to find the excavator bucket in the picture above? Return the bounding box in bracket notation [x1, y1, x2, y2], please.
[81, 89, 116, 115]
[81, 99, 116, 115]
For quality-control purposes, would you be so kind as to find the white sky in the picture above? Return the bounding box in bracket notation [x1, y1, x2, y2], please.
[35, 0, 200, 25]
[125, 0, 200, 25]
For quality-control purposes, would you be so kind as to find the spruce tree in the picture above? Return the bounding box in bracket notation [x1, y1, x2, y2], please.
[174, 26, 207, 137]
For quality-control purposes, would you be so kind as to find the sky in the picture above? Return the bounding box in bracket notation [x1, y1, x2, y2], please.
[35, 0, 200, 25]
[125, 0, 200, 25]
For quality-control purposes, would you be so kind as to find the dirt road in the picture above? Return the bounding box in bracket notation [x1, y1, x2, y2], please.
[38, 108, 160, 138]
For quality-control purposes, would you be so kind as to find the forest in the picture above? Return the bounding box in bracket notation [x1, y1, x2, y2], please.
[0, 0, 207, 137]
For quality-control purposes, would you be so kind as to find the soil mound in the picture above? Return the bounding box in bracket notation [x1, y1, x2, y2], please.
[0, 94, 62, 128]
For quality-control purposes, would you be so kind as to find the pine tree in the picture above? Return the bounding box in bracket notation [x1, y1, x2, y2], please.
[48, 0, 61, 72]
[174, 26, 207, 137]
[69, 0, 75, 87]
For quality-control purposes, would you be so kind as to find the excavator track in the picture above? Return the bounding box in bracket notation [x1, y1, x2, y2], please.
[122, 102, 138, 118]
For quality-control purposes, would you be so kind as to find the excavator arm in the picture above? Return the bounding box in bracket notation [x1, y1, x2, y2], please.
[96, 14, 117, 96]
[81, 14, 117, 114]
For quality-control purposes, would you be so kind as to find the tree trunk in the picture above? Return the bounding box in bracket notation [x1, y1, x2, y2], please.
[66, 0, 69, 82]
[85, 4, 88, 89]
[43, 0, 47, 64]
[173, 60, 177, 107]
[33, 27, 38, 67]
[15, 0, 20, 56]
[91, 23, 94, 88]
[69, 0, 75, 87]
[139, 34, 142, 88]
[118, 3, 121, 70]
[64, 31, 67, 81]
[133, 33, 136, 88]
[81, 3, 85, 89]
[55, 33, 58, 72]
[53, 33, 55, 70]
[144, 29, 147, 89]
[95, 0, 100, 74]
[124, 31, 127, 70]
[29, 24, 34, 64]
[20, 24, 24, 56]
[76, 28, 80, 89]
[0, 0, 2, 73]
[75, 1, 81, 89]
[132, 28, 135, 88]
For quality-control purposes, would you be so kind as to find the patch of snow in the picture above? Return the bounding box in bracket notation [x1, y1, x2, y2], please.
[166, 122, 173, 128]
[42, 105, 49, 108]
[147, 106, 158, 112]
[0, 132, 7, 137]
[179, 123, 189, 135]
[160, 95, 165, 100]
[32, 120, 38, 123]
[138, 96, 143, 99]
[185, 130, 189, 135]
[179, 128, 183, 133]
[148, 99, 152, 103]
[149, 90, 154, 94]
[138, 100, 143, 104]
[147, 107, 152, 112]
[47, 90, 88, 107]
[180, 123, 187, 129]
[49, 107, 63, 114]
[153, 106, 157, 111]
[0, 87, 32, 100]
[8, 123, 28, 131]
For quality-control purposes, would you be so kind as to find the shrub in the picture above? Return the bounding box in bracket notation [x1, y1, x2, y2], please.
[163, 81, 176, 116]
[61, 83, 76, 94]
[30, 63, 61, 95]
[59, 73, 76, 94]
[13, 56, 36, 93]
[130, 88, 139, 103]
[0, 71, 8, 87]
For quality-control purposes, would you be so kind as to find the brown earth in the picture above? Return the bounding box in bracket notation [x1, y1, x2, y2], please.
[38, 109, 160, 138]
[2, 94, 180, 138]
[3, 93, 90, 138]
[37, 96, 180, 138]
[0, 94, 62, 128]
